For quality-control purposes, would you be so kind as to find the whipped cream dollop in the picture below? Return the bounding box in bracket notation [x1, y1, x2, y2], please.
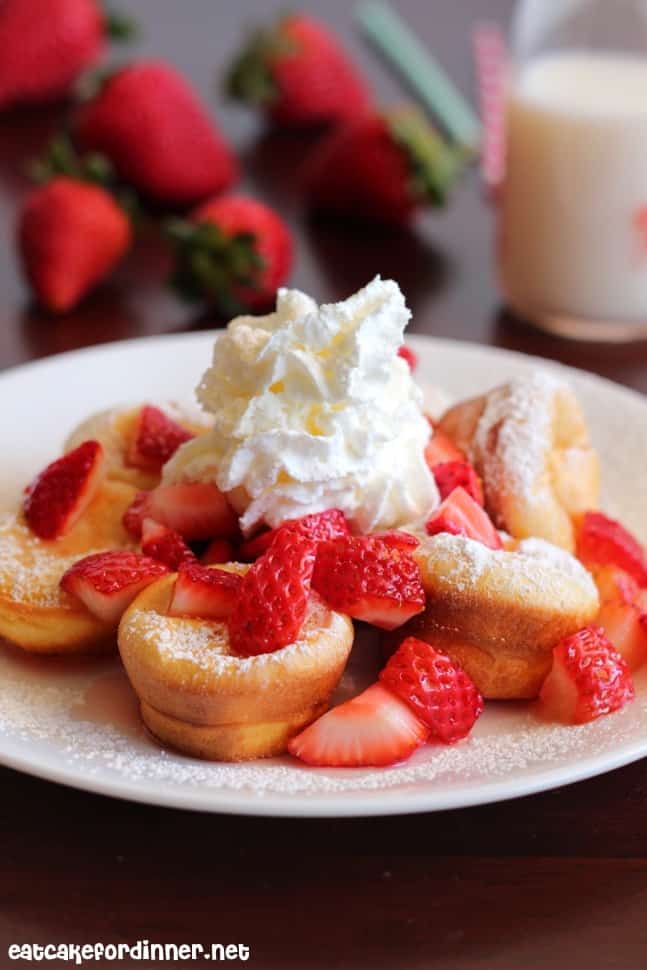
[164, 277, 438, 534]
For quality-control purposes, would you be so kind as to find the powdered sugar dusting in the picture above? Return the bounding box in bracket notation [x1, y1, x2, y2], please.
[0, 515, 104, 608]
[0, 645, 645, 799]
[124, 597, 340, 680]
[472, 370, 560, 509]
[415, 531, 596, 601]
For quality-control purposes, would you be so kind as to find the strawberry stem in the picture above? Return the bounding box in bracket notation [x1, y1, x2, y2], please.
[29, 135, 142, 224]
[166, 218, 265, 316]
[226, 16, 298, 105]
[388, 107, 468, 206]
[104, 7, 138, 42]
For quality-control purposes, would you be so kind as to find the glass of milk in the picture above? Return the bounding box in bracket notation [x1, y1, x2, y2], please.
[499, 0, 647, 340]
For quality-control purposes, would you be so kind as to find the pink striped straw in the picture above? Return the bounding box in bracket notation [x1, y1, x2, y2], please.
[473, 24, 508, 200]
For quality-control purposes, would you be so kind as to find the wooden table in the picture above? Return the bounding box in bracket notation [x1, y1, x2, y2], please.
[2, 2, 647, 967]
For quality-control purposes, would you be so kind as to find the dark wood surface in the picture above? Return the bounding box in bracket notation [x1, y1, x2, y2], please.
[2, 2, 647, 968]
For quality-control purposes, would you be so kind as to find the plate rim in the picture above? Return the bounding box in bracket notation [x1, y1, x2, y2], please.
[1, 332, 646, 817]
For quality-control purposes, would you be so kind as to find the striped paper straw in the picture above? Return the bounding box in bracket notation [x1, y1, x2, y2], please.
[473, 24, 508, 198]
[356, 1, 481, 151]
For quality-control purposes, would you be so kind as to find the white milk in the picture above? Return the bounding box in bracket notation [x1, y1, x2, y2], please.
[500, 51, 647, 324]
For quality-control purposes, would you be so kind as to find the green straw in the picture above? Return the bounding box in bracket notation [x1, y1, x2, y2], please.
[356, 0, 481, 151]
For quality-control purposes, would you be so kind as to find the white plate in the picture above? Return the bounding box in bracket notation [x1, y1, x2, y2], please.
[1, 333, 647, 817]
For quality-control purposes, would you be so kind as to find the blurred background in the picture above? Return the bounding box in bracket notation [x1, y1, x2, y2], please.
[0, 0, 520, 367]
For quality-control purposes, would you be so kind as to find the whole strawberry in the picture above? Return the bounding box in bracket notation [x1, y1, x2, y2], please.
[227, 13, 372, 127]
[167, 194, 293, 314]
[18, 176, 131, 313]
[0, 0, 104, 110]
[305, 107, 464, 225]
[75, 61, 238, 205]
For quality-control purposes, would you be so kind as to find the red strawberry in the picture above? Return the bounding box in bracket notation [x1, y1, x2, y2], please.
[380, 637, 483, 743]
[577, 511, 647, 588]
[167, 194, 293, 314]
[75, 60, 238, 204]
[305, 108, 462, 225]
[593, 565, 640, 606]
[227, 13, 371, 127]
[0, 0, 105, 110]
[369, 531, 420, 552]
[228, 530, 317, 656]
[202, 538, 235, 565]
[142, 483, 238, 542]
[424, 430, 466, 469]
[539, 626, 634, 725]
[127, 405, 194, 471]
[312, 535, 425, 630]
[288, 683, 428, 767]
[397, 345, 418, 371]
[597, 600, 647, 672]
[168, 562, 242, 620]
[24, 440, 105, 540]
[426, 487, 503, 551]
[140, 518, 196, 571]
[123, 490, 149, 538]
[61, 550, 168, 625]
[18, 177, 131, 313]
[433, 460, 484, 506]
[239, 508, 349, 560]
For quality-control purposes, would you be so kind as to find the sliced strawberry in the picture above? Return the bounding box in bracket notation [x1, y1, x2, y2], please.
[24, 440, 105, 540]
[539, 625, 634, 725]
[424, 431, 466, 470]
[168, 561, 241, 620]
[61, 550, 169, 626]
[433, 460, 484, 506]
[288, 683, 428, 767]
[141, 517, 196, 570]
[593, 564, 640, 606]
[123, 490, 150, 538]
[127, 404, 195, 471]
[143, 482, 238, 541]
[425, 486, 503, 550]
[370, 530, 420, 551]
[228, 530, 317, 656]
[380, 637, 483, 743]
[312, 535, 425, 630]
[577, 511, 647, 588]
[397, 344, 418, 372]
[239, 508, 350, 560]
[202, 538, 235, 565]
[597, 600, 647, 671]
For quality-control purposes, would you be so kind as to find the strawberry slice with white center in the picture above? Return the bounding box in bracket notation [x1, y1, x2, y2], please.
[127, 404, 195, 471]
[597, 600, 647, 671]
[312, 535, 425, 630]
[202, 538, 235, 565]
[228, 530, 317, 656]
[24, 440, 106, 540]
[141, 517, 197, 570]
[424, 430, 466, 470]
[169, 562, 242, 620]
[425, 486, 503, 550]
[369, 530, 420, 551]
[380, 637, 483, 743]
[593, 564, 640, 606]
[123, 490, 150, 538]
[433, 460, 484, 507]
[142, 482, 238, 541]
[288, 683, 428, 767]
[239, 508, 349, 560]
[61, 551, 169, 626]
[539, 625, 635, 725]
[577, 511, 647, 588]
